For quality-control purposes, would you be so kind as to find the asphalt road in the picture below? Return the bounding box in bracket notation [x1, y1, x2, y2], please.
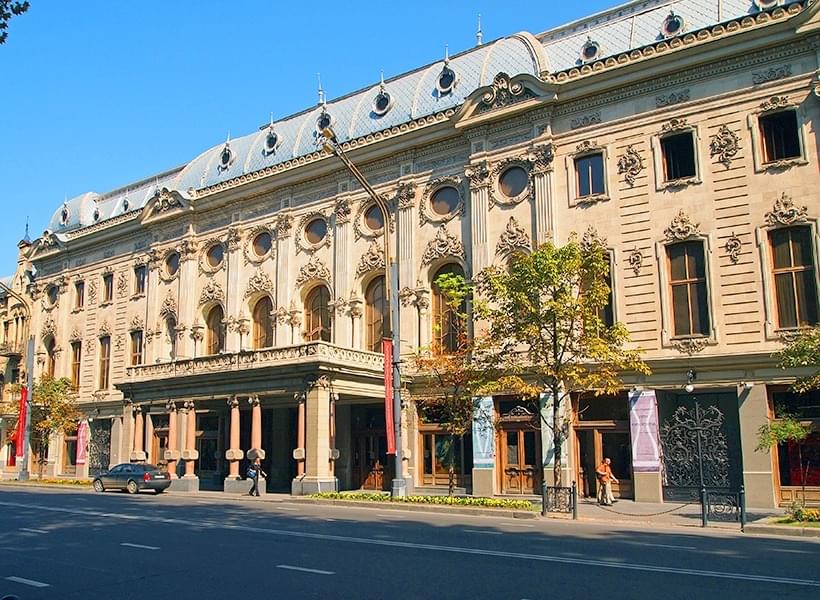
[0, 487, 818, 600]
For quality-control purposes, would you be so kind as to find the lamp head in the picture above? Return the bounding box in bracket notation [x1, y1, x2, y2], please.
[685, 369, 696, 393]
[684, 383, 694, 394]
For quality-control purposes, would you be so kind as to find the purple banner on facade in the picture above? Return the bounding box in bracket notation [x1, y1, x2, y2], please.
[628, 390, 661, 472]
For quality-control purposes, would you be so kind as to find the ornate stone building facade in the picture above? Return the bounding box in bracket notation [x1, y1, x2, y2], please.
[12, 0, 820, 506]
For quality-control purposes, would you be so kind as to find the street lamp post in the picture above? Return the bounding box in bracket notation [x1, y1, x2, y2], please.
[321, 128, 407, 497]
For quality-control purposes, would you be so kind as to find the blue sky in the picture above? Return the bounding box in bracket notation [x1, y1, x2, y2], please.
[0, 0, 620, 275]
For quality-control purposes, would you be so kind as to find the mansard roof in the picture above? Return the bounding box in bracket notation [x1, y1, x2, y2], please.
[43, 0, 806, 236]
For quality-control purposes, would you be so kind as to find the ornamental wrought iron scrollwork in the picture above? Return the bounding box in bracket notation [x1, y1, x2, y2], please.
[709, 125, 740, 168]
[659, 403, 730, 493]
[543, 485, 574, 514]
[617, 145, 644, 186]
[705, 490, 742, 522]
[88, 419, 112, 477]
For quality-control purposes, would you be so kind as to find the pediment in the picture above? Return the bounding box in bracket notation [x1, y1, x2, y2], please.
[452, 72, 556, 129]
[140, 187, 192, 224]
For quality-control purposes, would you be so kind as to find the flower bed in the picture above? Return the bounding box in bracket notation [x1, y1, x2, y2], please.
[308, 492, 535, 510]
[782, 506, 820, 523]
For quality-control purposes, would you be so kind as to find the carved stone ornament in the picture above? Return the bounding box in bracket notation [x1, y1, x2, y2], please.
[420, 176, 464, 226]
[571, 112, 601, 130]
[530, 143, 555, 174]
[129, 315, 145, 332]
[275, 306, 290, 325]
[655, 89, 690, 108]
[672, 337, 708, 355]
[154, 188, 182, 213]
[40, 317, 56, 341]
[335, 197, 352, 224]
[226, 226, 242, 250]
[87, 280, 97, 305]
[243, 225, 275, 264]
[479, 72, 529, 111]
[813, 70, 820, 99]
[628, 248, 643, 276]
[295, 255, 332, 286]
[199, 280, 225, 306]
[709, 125, 740, 168]
[580, 225, 607, 253]
[617, 146, 644, 186]
[329, 296, 348, 316]
[664, 210, 700, 241]
[244, 270, 274, 298]
[178, 238, 198, 262]
[724, 233, 742, 264]
[356, 240, 386, 277]
[396, 182, 417, 210]
[765, 193, 808, 227]
[465, 161, 492, 190]
[496, 217, 531, 256]
[98, 320, 112, 337]
[114, 334, 125, 352]
[421, 225, 466, 266]
[399, 286, 416, 307]
[760, 95, 790, 112]
[117, 271, 129, 297]
[159, 291, 177, 319]
[660, 118, 688, 134]
[575, 140, 598, 155]
[69, 327, 83, 342]
[275, 213, 293, 238]
[752, 64, 792, 85]
[84, 338, 95, 354]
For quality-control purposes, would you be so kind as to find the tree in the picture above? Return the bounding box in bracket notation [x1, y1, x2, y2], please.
[778, 325, 820, 393]
[756, 415, 812, 506]
[0, 1, 29, 45]
[411, 272, 495, 496]
[475, 238, 650, 486]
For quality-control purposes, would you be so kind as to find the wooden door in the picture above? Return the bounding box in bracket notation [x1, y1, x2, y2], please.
[500, 428, 540, 495]
[352, 434, 389, 490]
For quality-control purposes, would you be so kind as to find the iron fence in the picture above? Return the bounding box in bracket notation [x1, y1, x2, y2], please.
[541, 481, 578, 519]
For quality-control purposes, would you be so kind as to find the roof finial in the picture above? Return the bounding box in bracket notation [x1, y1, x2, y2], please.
[476, 14, 483, 46]
[269, 112, 274, 128]
[225, 131, 231, 145]
[379, 70, 385, 91]
[24, 216, 30, 243]
[444, 44, 450, 65]
[317, 72, 325, 106]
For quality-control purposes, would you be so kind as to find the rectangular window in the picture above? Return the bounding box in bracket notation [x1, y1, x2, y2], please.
[71, 341, 82, 390]
[668, 241, 710, 336]
[770, 226, 819, 329]
[575, 153, 605, 198]
[599, 256, 615, 328]
[102, 273, 114, 303]
[760, 111, 801, 162]
[74, 281, 85, 309]
[134, 265, 146, 296]
[130, 330, 143, 366]
[98, 336, 111, 389]
[660, 132, 696, 180]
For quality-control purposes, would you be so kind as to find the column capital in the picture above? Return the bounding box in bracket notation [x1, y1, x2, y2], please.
[183, 400, 196, 412]
[165, 400, 178, 412]
[227, 396, 240, 409]
[247, 395, 261, 407]
[132, 404, 143, 416]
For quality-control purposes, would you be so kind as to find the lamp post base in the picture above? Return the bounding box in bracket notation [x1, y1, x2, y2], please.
[17, 469, 30, 482]
[391, 477, 407, 498]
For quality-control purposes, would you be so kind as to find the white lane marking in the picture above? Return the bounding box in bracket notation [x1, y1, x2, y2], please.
[632, 542, 697, 550]
[276, 565, 335, 576]
[5, 576, 50, 588]
[120, 542, 160, 550]
[507, 522, 535, 528]
[2, 500, 818, 589]
[464, 529, 503, 535]
[275, 506, 297, 511]
[19, 527, 48, 534]
[376, 513, 394, 518]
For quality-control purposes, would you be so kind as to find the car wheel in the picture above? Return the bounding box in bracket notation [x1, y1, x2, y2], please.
[92, 479, 104, 493]
[126, 480, 139, 494]
[155, 488, 165, 495]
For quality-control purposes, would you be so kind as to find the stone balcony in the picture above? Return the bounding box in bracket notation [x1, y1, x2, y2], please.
[125, 341, 385, 384]
[0, 342, 23, 359]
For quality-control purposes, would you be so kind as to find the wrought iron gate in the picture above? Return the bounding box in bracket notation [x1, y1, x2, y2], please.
[88, 420, 111, 477]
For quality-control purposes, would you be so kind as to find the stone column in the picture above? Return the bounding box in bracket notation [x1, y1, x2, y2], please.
[292, 376, 336, 494]
[531, 143, 555, 245]
[224, 227, 243, 353]
[223, 396, 247, 493]
[289, 308, 302, 346]
[175, 400, 199, 492]
[329, 393, 338, 476]
[176, 232, 198, 359]
[164, 401, 179, 478]
[119, 401, 133, 467]
[416, 289, 431, 350]
[466, 162, 491, 274]
[333, 191, 352, 345]
[275, 211, 293, 347]
[144, 413, 154, 465]
[295, 392, 306, 477]
[628, 389, 663, 503]
[349, 299, 363, 350]
[396, 181, 416, 352]
[246, 395, 266, 495]
[130, 405, 146, 462]
[738, 384, 776, 508]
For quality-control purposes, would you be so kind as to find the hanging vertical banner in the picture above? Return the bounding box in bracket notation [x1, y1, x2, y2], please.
[76, 420, 90, 465]
[471, 397, 495, 468]
[629, 389, 661, 472]
[15, 386, 28, 458]
[383, 339, 396, 455]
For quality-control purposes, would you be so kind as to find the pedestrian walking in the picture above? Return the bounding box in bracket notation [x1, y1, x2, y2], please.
[595, 457, 618, 506]
[247, 458, 267, 497]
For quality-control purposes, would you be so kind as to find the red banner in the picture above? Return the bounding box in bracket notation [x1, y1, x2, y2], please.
[76, 420, 90, 465]
[15, 386, 28, 458]
[383, 339, 396, 455]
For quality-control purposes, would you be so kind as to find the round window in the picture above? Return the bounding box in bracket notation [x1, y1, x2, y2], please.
[662, 13, 684, 36]
[265, 131, 278, 152]
[252, 231, 272, 257]
[430, 186, 460, 216]
[122, 199, 130, 212]
[317, 113, 332, 131]
[305, 218, 328, 245]
[221, 147, 232, 166]
[206, 244, 224, 268]
[60, 206, 69, 225]
[364, 204, 385, 231]
[165, 252, 180, 277]
[93, 208, 100, 222]
[373, 91, 392, 116]
[47, 285, 59, 306]
[438, 68, 456, 94]
[581, 40, 600, 62]
[499, 166, 528, 198]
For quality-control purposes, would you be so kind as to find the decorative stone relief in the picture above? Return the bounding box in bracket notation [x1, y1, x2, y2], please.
[243, 224, 275, 264]
[421, 225, 465, 266]
[765, 193, 808, 227]
[616, 145, 644, 186]
[356, 240, 386, 277]
[570, 112, 601, 129]
[69, 327, 83, 342]
[628, 248, 644, 276]
[154, 188, 182, 212]
[580, 225, 607, 253]
[295, 255, 332, 286]
[40, 317, 56, 341]
[275, 306, 289, 325]
[760, 95, 790, 112]
[353, 199, 394, 241]
[660, 118, 689, 134]
[655, 89, 690, 107]
[114, 334, 125, 352]
[129, 315, 144, 332]
[664, 210, 700, 241]
[752, 64, 792, 85]
[479, 72, 530, 111]
[724, 233, 742, 264]
[84, 338, 95, 354]
[575, 140, 598, 154]
[399, 286, 416, 307]
[465, 161, 492, 190]
[334, 197, 351, 224]
[709, 125, 740, 168]
[117, 271, 129, 297]
[178, 238, 198, 262]
[275, 213, 293, 238]
[226, 226, 242, 250]
[495, 217, 531, 256]
[329, 297, 347, 316]
[159, 291, 177, 318]
[244, 270, 274, 298]
[199, 280, 225, 306]
[672, 337, 708, 355]
[98, 320, 112, 337]
[395, 182, 417, 210]
[87, 280, 97, 305]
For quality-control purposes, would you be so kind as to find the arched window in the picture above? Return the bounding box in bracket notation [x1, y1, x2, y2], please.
[252, 296, 274, 349]
[206, 305, 225, 355]
[44, 336, 56, 378]
[365, 276, 388, 353]
[165, 316, 177, 360]
[432, 264, 466, 354]
[304, 286, 331, 342]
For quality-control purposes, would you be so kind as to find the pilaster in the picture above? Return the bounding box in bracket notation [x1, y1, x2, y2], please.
[465, 163, 491, 273]
[224, 226, 243, 353]
[531, 143, 555, 245]
[292, 376, 337, 494]
[275, 210, 293, 346]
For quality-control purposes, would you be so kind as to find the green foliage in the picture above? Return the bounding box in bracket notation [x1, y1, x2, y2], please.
[0, 1, 29, 45]
[784, 504, 820, 523]
[31, 375, 80, 440]
[756, 417, 811, 453]
[308, 492, 535, 510]
[474, 237, 650, 485]
[778, 325, 820, 393]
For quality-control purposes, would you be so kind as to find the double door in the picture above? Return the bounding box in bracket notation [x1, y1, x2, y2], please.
[499, 427, 541, 495]
[352, 433, 392, 491]
[576, 428, 633, 499]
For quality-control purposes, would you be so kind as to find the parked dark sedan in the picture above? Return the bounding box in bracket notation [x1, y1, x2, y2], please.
[92, 463, 171, 494]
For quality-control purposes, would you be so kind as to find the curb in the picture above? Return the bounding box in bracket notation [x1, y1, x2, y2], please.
[287, 497, 539, 519]
[0, 481, 92, 491]
[744, 523, 820, 538]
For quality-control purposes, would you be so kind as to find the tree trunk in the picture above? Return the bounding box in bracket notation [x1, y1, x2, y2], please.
[552, 385, 562, 488]
[448, 434, 456, 497]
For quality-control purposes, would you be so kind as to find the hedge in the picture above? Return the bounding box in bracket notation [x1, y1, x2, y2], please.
[308, 491, 536, 510]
